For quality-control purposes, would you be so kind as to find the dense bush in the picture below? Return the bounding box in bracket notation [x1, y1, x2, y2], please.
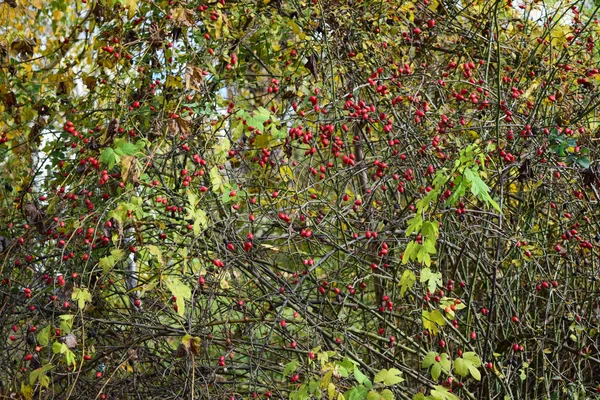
[1, 0, 599, 399]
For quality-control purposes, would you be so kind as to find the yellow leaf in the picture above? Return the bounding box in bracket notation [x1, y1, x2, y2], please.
[30, 0, 42, 9]
[53, 10, 63, 20]
[220, 278, 230, 290]
[328, 383, 336, 400]
[280, 165, 294, 183]
[289, 21, 305, 40]
[21, 383, 33, 400]
[260, 243, 281, 252]
[214, 15, 223, 39]
[466, 130, 479, 140]
[165, 75, 183, 89]
[125, 0, 136, 18]
[400, 1, 415, 22]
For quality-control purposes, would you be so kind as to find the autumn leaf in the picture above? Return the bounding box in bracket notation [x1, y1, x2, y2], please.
[172, 7, 195, 27]
[185, 64, 205, 91]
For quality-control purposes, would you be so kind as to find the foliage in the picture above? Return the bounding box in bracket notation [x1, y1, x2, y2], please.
[1, 0, 600, 398]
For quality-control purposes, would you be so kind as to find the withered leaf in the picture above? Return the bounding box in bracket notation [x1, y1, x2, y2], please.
[60, 333, 78, 349]
[127, 348, 139, 360]
[175, 342, 188, 358]
[82, 76, 97, 91]
[1, 91, 17, 111]
[148, 22, 165, 47]
[172, 7, 195, 28]
[189, 336, 201, 356]
[121, 156, 140, 186]
[0, 236, 11, 253]
[167, 117, 190, 137]
[106, 118, 119, 141]
[180, 334, 201, 357]
[304, 53, 319, 80]
[10, 38, 36, 59]
[185, 64, 204, 91]
[24, 203, 45, 234]
[56, 82, 68, 96]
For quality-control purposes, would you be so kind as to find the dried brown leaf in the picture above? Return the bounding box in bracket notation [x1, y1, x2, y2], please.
[60, 333, 78, 349]
[185, 64, 204, 91]
[172, 7, 195, 27]
[167, 117, 190, 137]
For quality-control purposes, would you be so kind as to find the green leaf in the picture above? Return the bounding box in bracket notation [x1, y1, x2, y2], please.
[367, 392, 380, 400]
[193, 208, 208, 235]
[165, 277, 191, 316]
[416, 188, 440, 212]
[99, 248, 125, 274]
[328, 383, 336, 400]
[344, 386, 369, 400]
[214, 137, 231, 162]
[29, 364, 53, 387]
[420, 268, 442, 293]
[37, 325, 51, 346]
[187, 191, 198, 209]
[71, 288, 91, 309]
[374, 368, 404, 386]
[462, 352, 482, 367]
[421, 221, 439, 238]
[454, 352, 481, 380]
[406, 214, 423, 236]
[469, 363, 481, 381]
[454, 357, 468, 377]
[380, 390, 394, 400]
[64, 349, 76, 366]
[52, 341, 67, 354]
[147, 245, 164, 266]
[399, 270, 416, 297]
[417, 246, 432, 267]
[422, 238, 437, 254]
[210, 166, 223, 192]
[439, 353, 451, 374]
[576, 156, 590, 168]
[368, 389, 395, 400]
[99, 148, 120, 170]
[422, 310, 445, 335]
[402, 241, 420, 264]
[422, 352, 437, 368]
[464, 167, 501, 212]
[431, 363, 441, 380]
[58, 315, 74, 335]
[430, 386, 459, 400]
[283, 360, 298, 377]
[114, 138, 141, 156]
[354, 365, 367, 384]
